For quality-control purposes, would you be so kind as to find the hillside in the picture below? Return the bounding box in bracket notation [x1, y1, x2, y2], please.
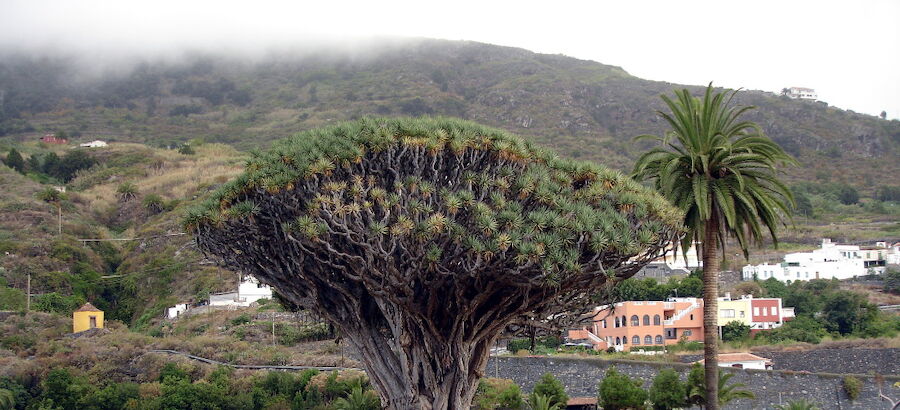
[1, 39, 898, 326]
[1, 39, 898, 190]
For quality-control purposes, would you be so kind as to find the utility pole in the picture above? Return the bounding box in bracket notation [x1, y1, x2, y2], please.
[26, 272, 31, 312]
[272, 311, 276, 346]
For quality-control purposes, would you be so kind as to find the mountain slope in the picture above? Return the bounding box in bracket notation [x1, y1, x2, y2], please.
[1, 39, 897, 190]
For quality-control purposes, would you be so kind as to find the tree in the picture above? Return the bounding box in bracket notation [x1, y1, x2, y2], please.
[3, 149, 25, 173]
[821, 291, 871, 335]
[531, 373, 568, 409]
[0, 389, 14, 410]
[187, 117, 681, 409]
[633, 84, 795, 409]
[881, 111, 888, 120]
[528, 394, 560, 410]
[884, 270, 900, 294]
[117, 182, 138, 202]
[143, 193, 165, 215]
[733, 281, 763, 298]
[837, 185, 859, 205]
[598, 367, 648, 410]
[649, 368, 687, 410]
[721, 321, 751, 342]
[332, 386, 381, 410]
[36, 187, 66, 235]
[780, 88, 791, 97]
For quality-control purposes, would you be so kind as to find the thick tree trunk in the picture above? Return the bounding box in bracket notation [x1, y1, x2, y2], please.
[344, 318, 494, 410]
[702, 212, 720, 410]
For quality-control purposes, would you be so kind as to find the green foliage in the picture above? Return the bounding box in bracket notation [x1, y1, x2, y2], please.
[178, 144, 196, 155]
[842, 376, 862, 400]
[686, 364, 755, 406]
[884, 269, 900, 294]
[33, 292, 84, 315]
[775, 398, 821, 410]
[610, 275, 703, 302]
[78, 382, 139, 410]
[189, 117, 683, 276]
[837, 185, 859, 205]
[756, 315, 827, 344]
[721, 321, 751, 342]
[876, 185, 900, 202]
[474, 378, 524, 410]
[116, 182, 138, 202]
[158, 362, 190, 384]
[3, 149, 24, 173]
[46, 150, 97, 182]
[332, 386, 381, 410]
[821, 290, 874, 335]
[0, 286, 26, 310]
[527, 394, 560, 410]
[531, 373, 568, 409]
[648, 368, 687, 410]
[598, 367, 647, 410]
[632, 83, 796, 260]
[230, 313, 251, 326]
[0, 389, 15, 410]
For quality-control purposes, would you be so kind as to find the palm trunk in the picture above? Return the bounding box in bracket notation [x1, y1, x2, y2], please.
[702, 211, 720, 410]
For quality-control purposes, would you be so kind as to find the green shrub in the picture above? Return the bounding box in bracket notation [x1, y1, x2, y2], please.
[598, 367, 647, 410]
[332, 386, 381, 410]
[775, 398, 821, 410]
[473, 378, 524, 410]
[528, 393, 561, 410]
[230, 313, 251, 326]
[531, 373, 568, 409]
[722, 321, 751, 342]
[843, 376, 862, 400]
[159, 362, 190, 384]
[649, 368, 687, 410]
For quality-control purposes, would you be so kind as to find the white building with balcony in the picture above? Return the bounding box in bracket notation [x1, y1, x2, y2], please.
[742, 239, 887, 282]
[209, 275, 273, 307]
[786, 87, 817, 100]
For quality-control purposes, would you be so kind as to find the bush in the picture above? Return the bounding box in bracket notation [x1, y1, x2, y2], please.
[884, 270, 900, 294]
[722, 321, 751, 342]
[143, 194, 165, 215]
[178, 144, 196, 155]
[598, 367, 647, 410]
[843, 376, 862, 400]
[230, 313, 251, 326]
[649, 368, 687, 410]
[531, 373, 568, 409]
[473, 378, 524, 410]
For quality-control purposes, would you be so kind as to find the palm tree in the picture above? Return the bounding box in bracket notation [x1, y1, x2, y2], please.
[528, 394, 561, 410]
[332, 386, 381, 410]
[36, 187, 67, 235]
[717, 373, 754, 406]
[687, 366, 755, 408]
[633, 84, 795, 409]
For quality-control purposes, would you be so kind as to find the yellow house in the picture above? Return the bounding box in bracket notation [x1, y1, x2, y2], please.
[717, 298, 751, 326]
[73, 302, 104, 333]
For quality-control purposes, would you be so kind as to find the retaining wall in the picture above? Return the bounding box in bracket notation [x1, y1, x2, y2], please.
[486, 356, 900, 409]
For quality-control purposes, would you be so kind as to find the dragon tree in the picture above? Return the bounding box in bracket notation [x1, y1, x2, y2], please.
[185, 117, 682, 409]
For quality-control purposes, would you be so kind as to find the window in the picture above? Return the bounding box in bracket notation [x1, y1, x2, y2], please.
[683, 330, 692, 337]
[622, 315, 627, 327]
[623, 337, 627, 344]
[690, 314, 694, 320]
[616, 337, 621, 345]
[655, 335, 663, 344]
[632, 335, 640, 344]
[653, 315, 661, 325]
[762, 307, 768, 316]
[753, 307, 760, 316]
[614, 317, 620, 328]
[631, 315, 640, 326]
[723, 309, 735, 318]
[601, 319, 607, 328]
[643, 315, 650, 326]
[739, 311, 745, 318]
[772, 307, 778, 315]
[644, 335, 653, 344]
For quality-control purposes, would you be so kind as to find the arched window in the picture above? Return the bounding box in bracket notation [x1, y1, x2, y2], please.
[632, 335, 640, 345]
[623, 337, 628, 344]
[644, 335, 652, 344]
[615, 337, 621, 345]
[601, 319, 607, 328]
[614, 317, 620, 328]
[631, 315, 640, 327]
[621, 315, 627, 327]
[653, 314, 661, 325]
[655, 335, 663, 344]
[643, 315, 650, 326]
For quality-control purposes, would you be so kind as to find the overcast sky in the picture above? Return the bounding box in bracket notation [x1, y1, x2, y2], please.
[2, 0, 898, 119]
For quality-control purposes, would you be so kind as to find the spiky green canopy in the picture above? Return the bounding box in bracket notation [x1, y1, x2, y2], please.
[188, 117, 681, 279]
[187, 117, 681, 409]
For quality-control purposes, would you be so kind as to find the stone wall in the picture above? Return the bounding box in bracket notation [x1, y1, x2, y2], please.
[679, 348, 900, 375]
[486, 356, 900, 409]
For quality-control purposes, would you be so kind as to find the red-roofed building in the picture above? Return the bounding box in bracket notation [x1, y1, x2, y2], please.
[40, 134, 68, 144]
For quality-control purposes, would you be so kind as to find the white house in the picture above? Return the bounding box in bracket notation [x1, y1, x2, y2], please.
[166, 303, 188, 319]
[696, 353, 773, 370]
[79, 140, 108, 148]
[742, 239, 886, 282]
[209, 275, 273, 307]
[786, 87, 817, 100]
